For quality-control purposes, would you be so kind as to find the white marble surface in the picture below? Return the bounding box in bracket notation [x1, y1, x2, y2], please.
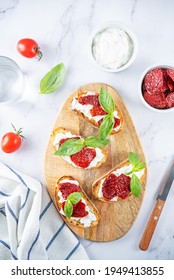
[0, 0, 174, 260]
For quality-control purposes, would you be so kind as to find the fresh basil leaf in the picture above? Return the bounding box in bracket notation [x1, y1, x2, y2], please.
[99, 113, 114, 140]
[68, 192, 82, 204]
[128, 152, 140, 166]
[40, 63, 66, 94]
[99, 87, 115, 114]
[54, 138, 84, 156]
[84, 136, 110, 148]
[130, 174, 142, 197]
[125, 170, 133, 176]
[64, 200, 73, 219]
[133, 162, 146, 172]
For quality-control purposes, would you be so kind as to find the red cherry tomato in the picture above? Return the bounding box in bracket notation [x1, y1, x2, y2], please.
[17, 38, 42, 60]
[1, 125, 25, 153]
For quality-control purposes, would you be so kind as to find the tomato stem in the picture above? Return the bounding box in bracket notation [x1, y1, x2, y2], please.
[36, 48, 42, 61]
[11, 123, 26, 139]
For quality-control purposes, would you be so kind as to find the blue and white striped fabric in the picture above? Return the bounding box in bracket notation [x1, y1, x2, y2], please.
[0, 162, 88, 260]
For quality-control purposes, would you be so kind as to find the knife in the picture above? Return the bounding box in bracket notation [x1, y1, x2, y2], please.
[139, 161, 174, 251]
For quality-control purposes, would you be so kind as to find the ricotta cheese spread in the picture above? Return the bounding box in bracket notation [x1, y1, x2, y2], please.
[98, 164, 145, 199]
[53, 131, 104, 169]
[60, 179, 79, 185]
[92, 27, 133, 69]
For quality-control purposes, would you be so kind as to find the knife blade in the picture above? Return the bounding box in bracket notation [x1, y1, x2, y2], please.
[139, 161, 174, 251]
[157, 162, 174, 201]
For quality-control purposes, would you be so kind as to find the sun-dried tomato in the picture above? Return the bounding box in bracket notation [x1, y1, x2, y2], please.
[59, 137, 80, 146]
[60, 182, 81, 199]
[113, 118, 121, 128]
[72, 201, 88, 217]
[102, 173, 131, 200]
[71, 147, 96, 168]
[78, 94, 99, 106]
[102, 174, 118, 200]
[62, 201, 88, 218]
[114, 174, 131, 199]
[90, 105, 107, 116]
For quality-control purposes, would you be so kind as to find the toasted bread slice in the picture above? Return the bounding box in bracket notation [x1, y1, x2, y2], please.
[92, 159, 146, 202]
[51, 127, 108, 169]
[55, 176, 100, 228]
[71, 91, 123, 134]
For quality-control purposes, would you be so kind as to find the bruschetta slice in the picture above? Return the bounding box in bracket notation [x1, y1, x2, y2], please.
[71, 90, 122, 134]
[55, 176, 100, 228]
[52, 127, 108, 169]
[92, 153, 146, 202]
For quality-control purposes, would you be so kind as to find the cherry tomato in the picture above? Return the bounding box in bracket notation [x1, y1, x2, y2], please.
[17, 38, 42, 60]
[1, 125, 25, 153]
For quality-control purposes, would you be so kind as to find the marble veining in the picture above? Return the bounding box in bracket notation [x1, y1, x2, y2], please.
[131, 0, 138, 22]
[86, 0, 96, 31]
[56, 3, 74, 55]
[0, 0, 174, 260]
[0, 0, 18, 19]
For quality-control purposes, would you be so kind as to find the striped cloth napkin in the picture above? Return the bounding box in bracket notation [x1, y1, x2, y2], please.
[0, 162, 88, 260]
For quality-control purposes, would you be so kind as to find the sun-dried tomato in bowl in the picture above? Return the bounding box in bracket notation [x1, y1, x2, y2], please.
[138, 65, 174, 112]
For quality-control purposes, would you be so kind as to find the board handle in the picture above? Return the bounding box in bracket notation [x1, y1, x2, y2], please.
[139, 199, 165, 251]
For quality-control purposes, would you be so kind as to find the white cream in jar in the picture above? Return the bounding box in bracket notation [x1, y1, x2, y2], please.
[92, 27, 133, 69]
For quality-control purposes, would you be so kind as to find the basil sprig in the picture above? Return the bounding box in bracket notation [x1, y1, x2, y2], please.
[84, 136, 110, 147]
[55, 139, 84, 156]
[99, 113, 114, 141]
[126, 152, 146, 197]
[127, 152, 146, 175]
[98, 87, 115, 140]
[40, 63, 66, 94]
[54, 136, 109, 156]
[64, 192, 82, 219]
[130, 174, 142, 197]
[99, 87, 115, 114]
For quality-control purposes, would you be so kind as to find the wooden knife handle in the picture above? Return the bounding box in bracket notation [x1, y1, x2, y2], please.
[139, 199, 165, 251]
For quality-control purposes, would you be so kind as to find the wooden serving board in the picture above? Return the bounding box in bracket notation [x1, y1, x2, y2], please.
[45, 83, 147, 242]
